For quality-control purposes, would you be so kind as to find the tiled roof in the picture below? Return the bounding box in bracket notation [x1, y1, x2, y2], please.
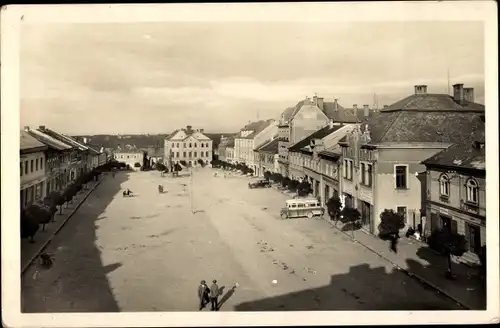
[323, 101, 374, 123]
[20, 131, 48, 152]
[339, 93, 485, 146]
[236, 119, 275, 139]
[280, 100, 306, 123]
[166, 129, 210, 141]
[27, 128, 72, 151]
[422, 120, 485, 171]
[288, 124, 345, 152]
[39, 127, 88, 151]
[256, 138, 280, 153]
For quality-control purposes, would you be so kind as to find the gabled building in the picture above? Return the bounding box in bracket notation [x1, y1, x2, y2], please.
[234, 119, 277, 173]
[164, 126, 213, 169]
[422, 120, 485, 265]
[37, 126, 89, 181]
[255, 137, 280, 176]
[20, 131, 48, 209]
[338, 84, 485, 235]
[25, 126, 73, 194]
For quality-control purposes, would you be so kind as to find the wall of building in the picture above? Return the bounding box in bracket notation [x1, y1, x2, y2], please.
[289, 105, 329, 144]
[114, 152, 144, 170]
[165, 136, 213, 167]
[20, 151, 47, 209]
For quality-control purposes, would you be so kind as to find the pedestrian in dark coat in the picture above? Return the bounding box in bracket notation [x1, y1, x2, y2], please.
[198, 280, 210, 310]
[210, 279, 220, 311]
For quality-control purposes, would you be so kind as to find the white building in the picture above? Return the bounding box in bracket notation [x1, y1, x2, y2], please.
[164, 126, 213, 169]
[234, 119, 277, 173]
[113, 150, 145, 171]
[20, 131, 48, 210]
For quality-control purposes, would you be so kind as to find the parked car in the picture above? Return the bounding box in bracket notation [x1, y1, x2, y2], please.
[248, 179, 271, 189]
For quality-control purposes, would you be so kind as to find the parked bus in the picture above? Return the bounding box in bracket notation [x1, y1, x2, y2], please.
[280, 198, 324, 219]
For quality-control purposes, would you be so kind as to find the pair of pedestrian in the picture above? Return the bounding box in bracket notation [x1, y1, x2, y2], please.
[198, 279, 220, 311]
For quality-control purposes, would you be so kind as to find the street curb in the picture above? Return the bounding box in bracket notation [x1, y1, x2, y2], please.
[322, 218, 471, 310]
[21, 177, 104, 276]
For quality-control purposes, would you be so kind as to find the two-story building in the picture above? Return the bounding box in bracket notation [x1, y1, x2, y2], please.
[37, 126, 89, 182]
[255, 137, 280, 176]
[338, 84, 485, 235]
[422, 127, 485, 265]
[113, 150, 145, 170]
[234, 119, 277, 174]
[288, 122, 357, 201]
[164, 126, 213, 169]
[20, 131, 48, 210]
[25, 126, 73, 194]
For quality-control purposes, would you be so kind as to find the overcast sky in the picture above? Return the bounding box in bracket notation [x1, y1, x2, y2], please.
[20, 21, 484, 135]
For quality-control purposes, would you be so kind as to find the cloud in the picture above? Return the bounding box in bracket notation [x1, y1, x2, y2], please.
[19, 21, 484, 134]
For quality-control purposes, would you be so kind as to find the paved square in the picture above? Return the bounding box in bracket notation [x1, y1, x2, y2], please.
[21, 168, 460, 312]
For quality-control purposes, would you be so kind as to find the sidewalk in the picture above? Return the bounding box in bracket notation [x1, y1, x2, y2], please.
[325, 217, 486, 310]
[21, 176, 104, 275]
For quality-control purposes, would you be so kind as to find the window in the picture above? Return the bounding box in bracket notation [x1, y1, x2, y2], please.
[466, 223, 481, 255]
[189, 143, 192, 148]
[397, 206, 407, 224]
[176, 143, 179, 148]
[395, 165, 407, 189]
[40, 158, 43, 170]
[35, 158, 39, 171]
[189, 152, 192, 158]
[194, 143, 197, 148]
[206, 151, 209, 157]
[466, 179, 479, 204]
[343, 159, 353, 180]
[200, 152, 203, 157]
[184, 143, 186, 148]
[194, 151, 197, 157]
[361, 163, 366, 184]
[176, 152, 179, 158]
[439, 174, 450, 197]
[201, 143, 204, 148]
[183, 152, 186, 157]
[367, 164, 372, 186]
[30, 160, 34, 172]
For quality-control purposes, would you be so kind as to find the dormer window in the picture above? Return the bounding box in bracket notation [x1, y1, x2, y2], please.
[465, 178, 479, 204]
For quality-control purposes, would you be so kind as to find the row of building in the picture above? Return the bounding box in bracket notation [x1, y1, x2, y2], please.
[20, 126, 108, 210]
[217, 84, 486, 264]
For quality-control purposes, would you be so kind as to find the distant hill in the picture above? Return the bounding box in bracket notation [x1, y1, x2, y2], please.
[73, 133, 237, 150]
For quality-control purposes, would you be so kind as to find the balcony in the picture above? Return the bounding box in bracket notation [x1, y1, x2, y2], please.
[439, 194, 450, 203]
[461, 201, 480, 215]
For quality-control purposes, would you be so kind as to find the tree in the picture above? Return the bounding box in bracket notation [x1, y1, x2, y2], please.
[21, 210, 39, 243]
[288, 179, 299, 192]
[64, 183, 76, 206]
[49, 190, 65, 215]
[247, 168, 254, 175]
[25, 203, 52, 232]
[134, 162, 141, 168]
[180, 160, 187, 167]
[281, 177, 291, 188]
[264, 171, 271, 181]
[197, 159, 205, 167]
[326, 197, 342, 223]
[427, 229, 468, 279]
[297, 181, 312, 197]
[174, 163, 183, 172]
[339, 207, 361, 237]
[378, 209, 406, 253]
[156, 163, 167, 176]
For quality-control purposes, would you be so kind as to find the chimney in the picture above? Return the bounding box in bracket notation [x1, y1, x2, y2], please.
[316, 96, 324, 111]
[328, 119, 334, 128]
[363, 104, 370, 117]
[414, 85, 428, 94]
[199, 128, 204, 133]
[24, 126, 30, 131]
[333, 99, 339, 111]
[383, 105, 389, 108]
[463, 87, 475, 103]
[39, 125, 45, 130]
[453, 84, 465, 104]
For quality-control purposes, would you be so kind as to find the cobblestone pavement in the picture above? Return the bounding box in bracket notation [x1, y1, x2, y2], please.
[21, 168, 461, 312]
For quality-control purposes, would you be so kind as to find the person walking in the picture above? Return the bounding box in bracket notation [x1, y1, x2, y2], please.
[210, 279, 220, 311]
[198, 280, 210, 310]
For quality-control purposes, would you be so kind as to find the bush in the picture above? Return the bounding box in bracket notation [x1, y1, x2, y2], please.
[134, 162, 141, 168]
[297, 181, 312, 197]
[197, 159, 204, 166]
[49, 191, 65, 215]
[288, 179, 299, 192]
[247, 168, 254, 175]
[427, 229, 467, 279]
[174, 163, 183, 172]
[339, 206, 361, 237]
[180, 160, 187, 167]
[378, 209, 405, 238]
[281, 177, 291, 188]
[264, 171, 271, 181]
[156, 163, 167, 172]
[25, 203, 52, 231]
[21, 210, 39, 243]
[326, 197, 342, 222]
[63, 183, 77, 205]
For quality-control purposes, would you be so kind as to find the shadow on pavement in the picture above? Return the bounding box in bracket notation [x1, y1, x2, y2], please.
[234, 262, 467, 311]
[218, 286, 237, 310]
[21, 172, 130, 313]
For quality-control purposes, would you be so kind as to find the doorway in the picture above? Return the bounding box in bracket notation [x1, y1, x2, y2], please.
[360, 201, 373, 233]
[466, 223, 481, 255]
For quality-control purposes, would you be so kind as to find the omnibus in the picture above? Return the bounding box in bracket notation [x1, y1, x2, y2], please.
[280, 198, 324, 219]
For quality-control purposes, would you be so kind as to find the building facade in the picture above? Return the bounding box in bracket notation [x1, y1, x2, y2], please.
[234, 120, 277, 173]
[164, 126, 213, 169]
[339, 84, 485, 235]
[113, 150, 145, 170]
[255, 138, 280, 177]
[423, 133, 485, 265]
[20, 131, 48, 210]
